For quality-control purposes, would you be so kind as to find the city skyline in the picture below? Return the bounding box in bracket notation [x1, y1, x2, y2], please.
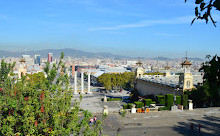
[0, 0, 220, 58]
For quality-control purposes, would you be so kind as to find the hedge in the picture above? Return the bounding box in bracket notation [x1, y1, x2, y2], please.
[127, 103, 133, 109]
[107, 98, 122, 101]
[175, 95, 181, 105]
[151, 101, 156, 104]
[165, 94, 174, 110]
[182, 94, 188, 109]
[158, 107, 169, 111]
[156, 95, 165, 105]
[123, 105, 128, 109]
[144, 99, 152, 106]
[134, 101, 144, 108]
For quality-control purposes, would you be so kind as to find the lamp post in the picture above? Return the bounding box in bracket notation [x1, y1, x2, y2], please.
[173, 88, 179, 106]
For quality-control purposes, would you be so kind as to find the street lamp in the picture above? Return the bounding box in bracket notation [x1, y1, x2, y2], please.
[173, 88, 179, 106]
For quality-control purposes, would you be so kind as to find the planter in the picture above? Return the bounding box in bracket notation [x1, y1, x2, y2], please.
[137, 108, 142, 113]
[145, 108, 150, 113]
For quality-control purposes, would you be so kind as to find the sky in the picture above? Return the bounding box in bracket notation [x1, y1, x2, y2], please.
[0, 0, 220, 58]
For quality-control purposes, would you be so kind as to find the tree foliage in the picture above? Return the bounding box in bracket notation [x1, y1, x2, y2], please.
[186, 0, 220, 26]
[0, 53, 101, 135]
[186, 55, 220, 107]
[200, 55, 220, 105]
[97, 72, 135, 90]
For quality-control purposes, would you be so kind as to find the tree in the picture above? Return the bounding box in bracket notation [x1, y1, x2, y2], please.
[199, 55, 220, 106]
[186, 0, 220, 26]
[0, 53, 101, 135]
[97, 72, 135, 90]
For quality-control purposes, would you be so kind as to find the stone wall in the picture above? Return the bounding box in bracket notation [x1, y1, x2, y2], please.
[135, 79, 182, 96]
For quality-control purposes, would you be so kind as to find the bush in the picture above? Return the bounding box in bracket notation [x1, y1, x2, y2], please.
[156, 95, 165, 105]
[107, 98, 122, 101]
[182, 94, 188, 109]
[123, 105, 128, 109]
[158, 107, 169, 111]
[165, 94, 174, 110]
[175, 95, 181, 105]
[134, 101, 144, 108]
[151, 101, 156, 104]
[144, 99, 152, 106]
[127, 103, 133, 109]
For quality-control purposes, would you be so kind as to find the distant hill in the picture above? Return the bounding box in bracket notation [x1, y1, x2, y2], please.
[152, 57, 173, 61]
[0, 48, 206, 61]
[0, 48, 128, 59]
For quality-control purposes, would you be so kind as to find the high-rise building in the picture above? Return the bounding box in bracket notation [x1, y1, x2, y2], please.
[34, 54, 41, 65]
[48, 53, 53, 63]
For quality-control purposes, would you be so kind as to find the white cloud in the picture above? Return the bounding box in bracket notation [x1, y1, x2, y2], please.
[89, 16, 195, 31]
[154, 33, 182, 37]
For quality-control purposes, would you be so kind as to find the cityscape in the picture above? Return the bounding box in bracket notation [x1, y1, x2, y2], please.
[0, 0, 220, 136]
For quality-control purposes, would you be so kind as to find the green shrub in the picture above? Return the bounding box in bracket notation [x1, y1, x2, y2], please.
[144, 99, 152, 106]
[158, 107, 169, 111]
[151, 101, 156, 104]
[165, 94, 174, 110]
[182, 94, 188, 109]
[107, 98, 122, 101]
[175, 95, 181, 105]
[123, 105, 128, 109]
[134, 101, 144, 108]
[127, 103, 133, 109]
[156, 95, 165, 105]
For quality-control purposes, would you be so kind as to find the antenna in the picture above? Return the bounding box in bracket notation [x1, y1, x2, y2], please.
[186, 50, 188, 60]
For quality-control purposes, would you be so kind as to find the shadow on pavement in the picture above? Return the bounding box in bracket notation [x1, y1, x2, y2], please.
[173, 115, 220, 136]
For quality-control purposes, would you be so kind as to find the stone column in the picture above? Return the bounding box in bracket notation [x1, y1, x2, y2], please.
[188, 100, 193, 110]
[74, 71, 77, 94]
[103, 105, 108, 115]
[81, 71, 84, 94]
[131, 104, 136, 113]
[103, 96, 107, 102]
[87, 72, 92, 94]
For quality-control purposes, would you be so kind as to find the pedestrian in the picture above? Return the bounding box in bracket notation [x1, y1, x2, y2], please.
[94, 116, 97, 124]
[90, 117, 94, 126]
[89, 117, 91, 126]
[199, 124, 201, 133]
[190, 123, 193, 131]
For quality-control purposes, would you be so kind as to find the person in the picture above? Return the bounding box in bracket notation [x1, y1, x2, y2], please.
[190, 123, 193, 131]
[94, 116, 97, 124]
[90, 117, 94, 126]
[199, 124, 201, 133]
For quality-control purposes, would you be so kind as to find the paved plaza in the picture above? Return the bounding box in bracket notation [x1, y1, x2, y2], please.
[100, 108, 220, 136]
[73, 91, 220, 136]
[72, 90, 130, 113]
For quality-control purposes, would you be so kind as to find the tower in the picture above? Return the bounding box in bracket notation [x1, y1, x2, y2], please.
[48, 53, 53, 63]
[179, 56, 193, 91]
[18, 58, 27, 79]
[34, 54, 41, 65]
[135, 60, 145, 78]
[164, 62, 171, 77]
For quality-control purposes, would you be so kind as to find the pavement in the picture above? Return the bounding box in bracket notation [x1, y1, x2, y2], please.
[99, 108, 220, 136]
[72, 90, 130, 114]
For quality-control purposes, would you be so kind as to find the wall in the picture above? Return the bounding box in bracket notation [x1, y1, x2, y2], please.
[135, 79, 182, 96]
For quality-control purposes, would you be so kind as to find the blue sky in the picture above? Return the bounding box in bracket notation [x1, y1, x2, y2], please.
[0, 0, 220, 58]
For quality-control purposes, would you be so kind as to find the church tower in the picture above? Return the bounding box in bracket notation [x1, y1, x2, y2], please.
[164, 62, 171, 77]
[18, 58, 27, 79]
[178, 56, 193, 91]
[135, 60, 145, 78]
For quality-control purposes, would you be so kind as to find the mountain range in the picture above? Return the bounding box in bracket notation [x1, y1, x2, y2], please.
[0, 48, 127, 59]
[0, 48, 205, 61]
